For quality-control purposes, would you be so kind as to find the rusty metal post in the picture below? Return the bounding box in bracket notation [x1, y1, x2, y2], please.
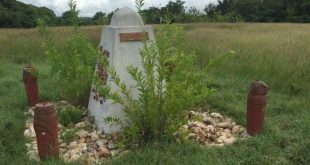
[34, 102, 59, 160]
[246, 80, 269, 136]
[23, 64, 38, 107]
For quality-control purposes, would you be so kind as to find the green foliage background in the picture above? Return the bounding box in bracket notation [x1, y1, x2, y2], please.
[1, 0, 310, 28]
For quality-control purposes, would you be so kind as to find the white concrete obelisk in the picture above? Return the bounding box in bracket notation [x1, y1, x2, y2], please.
[88, 7, 155, 134]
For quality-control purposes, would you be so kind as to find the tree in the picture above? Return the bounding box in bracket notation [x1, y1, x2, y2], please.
[93, 12, 106, 21]
[204, 3, 217, 16]
[216, 0, 234, 15]
[162, 0, 186, 23]
[142, 7, 162, 24]
[233, 0, 264, 22]
[188, 6, 201, 16]
[58, 11, 72, 26]
[92, 12, 108, 25]
[0, 0, 57, 28]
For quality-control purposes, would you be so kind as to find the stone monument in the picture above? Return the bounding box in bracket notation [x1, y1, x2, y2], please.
[88, 7, 155, 133]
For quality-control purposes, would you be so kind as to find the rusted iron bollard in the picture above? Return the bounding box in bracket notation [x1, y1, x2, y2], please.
[34, 102, 59, 160]
[246, 80, 269, 136]
[23, 64, 38, 107]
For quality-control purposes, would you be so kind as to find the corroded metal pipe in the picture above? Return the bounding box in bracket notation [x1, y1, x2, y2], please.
[246, 80, 269, 136]
[34, 102, 59, 160]
[23, 64, 38, 107]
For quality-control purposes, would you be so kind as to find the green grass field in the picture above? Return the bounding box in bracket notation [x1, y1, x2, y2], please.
[0, 23, 309, 165]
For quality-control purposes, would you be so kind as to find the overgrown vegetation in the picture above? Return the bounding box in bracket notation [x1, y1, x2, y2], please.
[58, 106, 84, 127]
[0, 22, 309, 165]
[0, 0, 309, 162]
[38, 0, 99, 106]
[94, 24, 214, 145]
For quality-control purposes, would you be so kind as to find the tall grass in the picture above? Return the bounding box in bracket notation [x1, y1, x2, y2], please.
[185, 23, 310, 95]
[0, 23, 309, 164]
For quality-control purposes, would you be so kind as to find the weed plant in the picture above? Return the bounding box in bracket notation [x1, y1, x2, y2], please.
[58, 106, 84, 127]
[38, 0, 99, 106]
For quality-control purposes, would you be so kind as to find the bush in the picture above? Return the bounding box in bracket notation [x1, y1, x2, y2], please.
[58, 106, 84, 127]
[38, 0, 99, 106]
[94, 24, 214, 145]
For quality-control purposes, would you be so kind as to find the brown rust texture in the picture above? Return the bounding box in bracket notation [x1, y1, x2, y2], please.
[23, 64, 38, 107]
[119, 32, 149, 42]
[246, 80, 269, 136]
[34, 102, 59, 160]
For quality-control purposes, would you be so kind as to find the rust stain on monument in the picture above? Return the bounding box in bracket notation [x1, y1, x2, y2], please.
[246, 80, 269, 136]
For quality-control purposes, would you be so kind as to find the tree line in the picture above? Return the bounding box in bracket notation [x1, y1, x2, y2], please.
[1, 0, 309, 28]
[139, 0, 310, 23]
[0, 0, 56, 28]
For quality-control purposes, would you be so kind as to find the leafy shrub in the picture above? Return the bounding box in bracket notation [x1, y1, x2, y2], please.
[94, 24, 214, 145]
[38, 0, 99, 106]
[58, 106, 84, 127]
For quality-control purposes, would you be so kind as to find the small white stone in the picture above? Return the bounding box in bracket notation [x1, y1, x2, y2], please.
[90, 131, 99, 141]
[216, 122, 231, 128]
[69, 154, 80, 161]
[75, 122, 86, 128]
[78, 138, 85, 144]
[26, 121, 33, 128]
[224, 129, 232, 134]
[216, 131, 222, 137]
[68, 141, 78, 149]
[218, 136, 236, 145]
[224, 131, 232, 138]
[239, 131, 251, 138]
[76, 130, 89, 138]
[25, 143, 31, 148]
[107, 143, 115, 150]
[216, 138, 224, 144]
[58, 124, 63, 129]
[32, 145, 37, 151]
[96, 139, 108, 147]
[205, 117, 217, 126]
[188, 133, 199, 139]
[60, 100, 68, 105]
[24, 129, 32, 138]
[99, 146, 110, 157]
[210, 112, 223, 119]
[79, 143, 88, 152]
[190, 127, 203, 135]
[206, 125, 216, 134]
[60, 148, 67, 154]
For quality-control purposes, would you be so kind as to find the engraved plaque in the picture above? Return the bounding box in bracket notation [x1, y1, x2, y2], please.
[119, 32, 149, 42]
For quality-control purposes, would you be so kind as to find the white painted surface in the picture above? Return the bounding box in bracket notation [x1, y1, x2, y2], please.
[111, 7, 144, 26]
[88, 7, 155, 134]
